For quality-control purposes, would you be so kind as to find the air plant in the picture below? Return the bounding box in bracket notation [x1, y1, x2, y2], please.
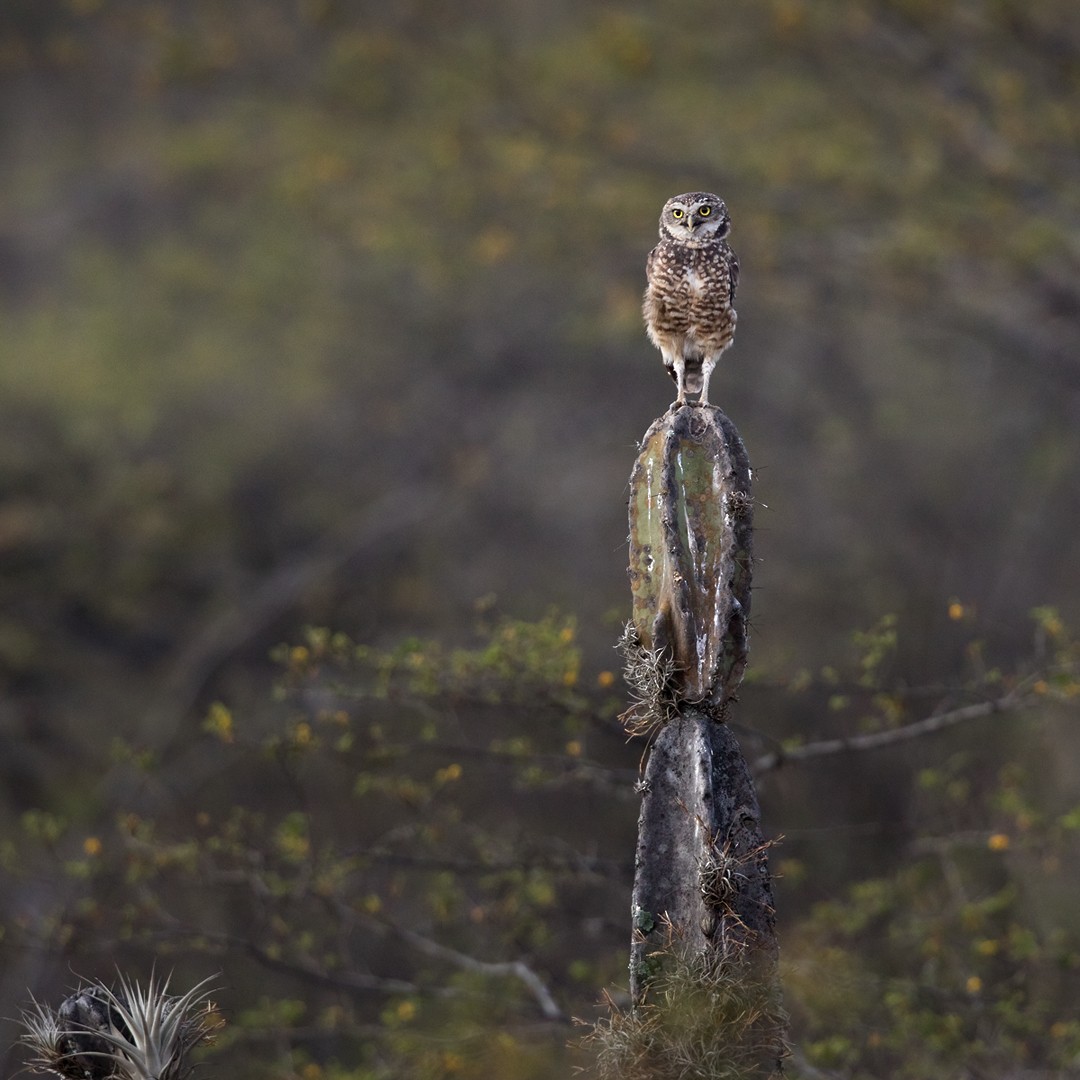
[18, 971, 220, 1080]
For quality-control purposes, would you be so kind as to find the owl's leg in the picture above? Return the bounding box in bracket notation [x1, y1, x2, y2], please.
[668, 354, 687, 406]
[698, 358, 716, 407]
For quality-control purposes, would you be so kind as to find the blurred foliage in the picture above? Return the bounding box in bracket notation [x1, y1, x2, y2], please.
[3, 1, 1080, 1077]
[2, 0, 1079, 738]
[787, 751, 1080, 1078]
[776, 608, 1080, 1078]
[3, 610, 1080, 1078]
[4, 613, 630, 1079]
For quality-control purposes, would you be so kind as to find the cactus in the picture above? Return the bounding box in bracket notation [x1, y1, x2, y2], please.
[619, 404, 785, 1076]
[627, 405, 753, 714]
[628, 710, 779, 1004]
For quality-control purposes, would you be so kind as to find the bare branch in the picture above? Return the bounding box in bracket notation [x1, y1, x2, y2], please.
[390, 925, 564, 1021]
[148, 866, 566, 1022]
[753, 690, 1027, 775]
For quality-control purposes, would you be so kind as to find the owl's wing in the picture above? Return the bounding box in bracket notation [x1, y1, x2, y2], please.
[728, 249, 740, 301]
[645, 244, 659, 281]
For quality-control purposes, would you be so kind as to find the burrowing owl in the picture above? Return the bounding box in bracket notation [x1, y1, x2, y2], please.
[643, 192, 739, 406]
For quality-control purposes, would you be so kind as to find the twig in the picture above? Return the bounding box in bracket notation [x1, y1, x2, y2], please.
[753, 690, 1025, 775]
[391, 924, 564, 1021]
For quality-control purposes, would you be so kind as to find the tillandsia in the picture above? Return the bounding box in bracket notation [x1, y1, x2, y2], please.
[18, 971, 220, 1080]
[617, 620, 680, 738]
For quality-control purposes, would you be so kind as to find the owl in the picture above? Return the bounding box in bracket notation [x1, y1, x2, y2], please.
[643, 192, 739, 406]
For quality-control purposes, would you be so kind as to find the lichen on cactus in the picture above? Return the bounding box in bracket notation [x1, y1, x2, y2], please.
[627, 404, 753, 715]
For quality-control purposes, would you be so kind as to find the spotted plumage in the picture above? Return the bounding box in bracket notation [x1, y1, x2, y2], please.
[643, 192, 739, 406]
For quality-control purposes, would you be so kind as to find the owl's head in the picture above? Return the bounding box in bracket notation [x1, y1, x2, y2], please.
[658, 192, 731, 243]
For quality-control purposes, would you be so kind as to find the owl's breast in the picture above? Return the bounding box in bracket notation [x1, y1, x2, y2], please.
[685, 267, 707, 295]
[645, 242, 733, 338]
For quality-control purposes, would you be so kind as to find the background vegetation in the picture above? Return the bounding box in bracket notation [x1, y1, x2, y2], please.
[2, 1, 1079, 1077]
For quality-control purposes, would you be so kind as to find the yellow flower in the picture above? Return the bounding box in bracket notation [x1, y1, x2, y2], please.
[966, 976, 982, 994]
[203, 702, 234, 743]
[565, 740, 582, 757]
[597, 670, 616, 688]
[987, 833, 1010, 851]
[948, 601, 965, 621]
[83, 836, 102, 857]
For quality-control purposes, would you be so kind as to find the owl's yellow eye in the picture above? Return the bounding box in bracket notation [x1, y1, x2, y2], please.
[698, 206, 712, 217]
[671, 208, 685, 219]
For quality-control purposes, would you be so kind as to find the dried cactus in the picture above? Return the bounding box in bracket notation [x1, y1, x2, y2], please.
[18, 972, 220, 1080]
[627, 405, 753, 715]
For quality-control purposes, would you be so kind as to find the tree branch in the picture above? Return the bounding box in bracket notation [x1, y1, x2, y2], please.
[390, 924, 564, 1021]
[753, 689, 1027, 775]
